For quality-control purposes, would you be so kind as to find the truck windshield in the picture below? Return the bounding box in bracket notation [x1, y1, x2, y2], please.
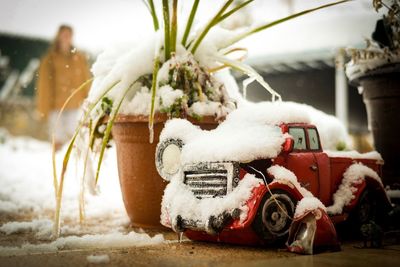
[288, 127, 306, 150]
[307, 128, 320, 150]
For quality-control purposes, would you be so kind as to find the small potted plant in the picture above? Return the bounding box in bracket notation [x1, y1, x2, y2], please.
[53, 0, 349, 236]
[346, 0, 400, 186]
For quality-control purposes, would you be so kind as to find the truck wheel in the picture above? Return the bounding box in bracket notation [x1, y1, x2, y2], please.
[353, 189, 378, 226]
[252, 189, 297, 244]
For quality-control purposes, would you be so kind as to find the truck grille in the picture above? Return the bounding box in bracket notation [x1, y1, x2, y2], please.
[183, 162, 240, 199]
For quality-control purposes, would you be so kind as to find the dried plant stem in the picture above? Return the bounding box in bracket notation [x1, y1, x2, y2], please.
[149, 55, 160, 144]
[51, 79, 92, 201]
[53, 80, 120, 238]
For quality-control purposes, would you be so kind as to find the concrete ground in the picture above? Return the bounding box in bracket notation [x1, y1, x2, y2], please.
[1, 228, 399, 267]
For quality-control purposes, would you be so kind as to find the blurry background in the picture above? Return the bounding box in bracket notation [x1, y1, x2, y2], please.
[0, 0, 379, 150]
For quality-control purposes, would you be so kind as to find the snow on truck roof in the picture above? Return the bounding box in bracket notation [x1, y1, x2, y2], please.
[160, 102, 351, 164]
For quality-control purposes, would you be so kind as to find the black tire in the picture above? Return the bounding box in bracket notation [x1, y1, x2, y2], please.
[353, 189, 378, 226]
[252, 189, 297, 245]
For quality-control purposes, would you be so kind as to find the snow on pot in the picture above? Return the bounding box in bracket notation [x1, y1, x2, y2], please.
[52, 0, 350, 236]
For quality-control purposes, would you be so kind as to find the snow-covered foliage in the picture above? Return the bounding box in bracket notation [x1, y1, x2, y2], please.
[87, 31, 237, 122]
[346, 44, 400, 81]
[161, 174, 262, 226]
[327, 163, 383, 215]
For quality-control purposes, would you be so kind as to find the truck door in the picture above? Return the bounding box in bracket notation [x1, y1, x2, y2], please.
[306, 128, 331, 205]
[286, 127, 320, 197]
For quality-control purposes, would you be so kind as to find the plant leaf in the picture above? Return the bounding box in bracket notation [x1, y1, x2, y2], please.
[182, 0, 200, 46]
[190, 0, 234, 54]
[227, 0, 351, 46]
[170, 0, 178, 54]
[148, 55, 160, 144]
[94, 83, 136, 186]
[163, 0, 171, 60]
[214, 0, 254, 26]
[147, 0, 160, 31]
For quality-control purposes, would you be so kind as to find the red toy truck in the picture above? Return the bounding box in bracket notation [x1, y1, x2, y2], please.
[156, 103, 391, 251]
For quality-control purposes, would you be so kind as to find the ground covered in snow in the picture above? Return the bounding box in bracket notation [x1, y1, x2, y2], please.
[0, 133, 165, 256]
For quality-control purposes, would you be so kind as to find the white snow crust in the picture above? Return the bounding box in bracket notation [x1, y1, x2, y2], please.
[326, 163, 383, 215]
[0, 132, 164, 255]
[87, 254, 111, 264]
[161, 173, 262, 226]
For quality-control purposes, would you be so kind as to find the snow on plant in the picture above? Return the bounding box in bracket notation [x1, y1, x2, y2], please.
[53, 0, 351, 237]
[346, 0, 400, 78]
[326, 162, 383, 215]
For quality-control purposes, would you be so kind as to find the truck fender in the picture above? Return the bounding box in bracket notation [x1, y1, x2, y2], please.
[238, 181, 304, 228]
[346, 176, 391, 212]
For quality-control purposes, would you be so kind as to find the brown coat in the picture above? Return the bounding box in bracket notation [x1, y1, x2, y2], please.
[36, 50, 91, 119]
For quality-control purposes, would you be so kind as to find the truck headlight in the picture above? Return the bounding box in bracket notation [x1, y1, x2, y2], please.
[156, 138, 183, 181]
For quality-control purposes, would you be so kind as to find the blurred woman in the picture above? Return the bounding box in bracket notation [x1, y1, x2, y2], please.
[36, 25, 91, 149]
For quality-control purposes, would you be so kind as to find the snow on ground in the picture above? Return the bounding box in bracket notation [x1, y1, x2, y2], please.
[0, 231, 164, 256]
[86, 254, 110, 264]
[0, 131, 165, 255]
[326, 162, 383, 215]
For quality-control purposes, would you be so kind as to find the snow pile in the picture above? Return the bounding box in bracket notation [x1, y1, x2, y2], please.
[0, 219, 53, 240]
[0, 231, 164, 256]
[160, 101, 350, 165]
[161, 118, 287, 165]
[0, 133, 167, 254]
[327, 163, 383, 215]
[267, 165, 313, 198]
[161, 174, 262, 226]
[233, 102, 351, 151]
[0, 134, 126, 221]
[87, 254, 110, 264]
[325, 150, 382, 161]
[294, 197, 326, 219]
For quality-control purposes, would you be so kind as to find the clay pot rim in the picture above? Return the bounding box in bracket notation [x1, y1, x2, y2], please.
[349, 62, 400, 87]
[113, 113, 222, 125]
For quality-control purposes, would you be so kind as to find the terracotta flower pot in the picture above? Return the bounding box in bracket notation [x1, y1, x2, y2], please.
[112, 114, 219, 229]
[350, 63, 400, 186]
